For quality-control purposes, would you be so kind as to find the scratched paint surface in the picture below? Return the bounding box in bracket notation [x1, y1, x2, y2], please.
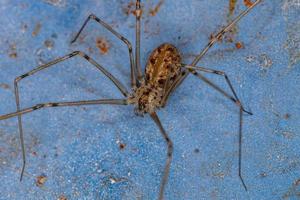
[0, 0, 299, 199]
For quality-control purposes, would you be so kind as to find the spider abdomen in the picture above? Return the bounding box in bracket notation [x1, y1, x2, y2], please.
[145, 43, 182, 89]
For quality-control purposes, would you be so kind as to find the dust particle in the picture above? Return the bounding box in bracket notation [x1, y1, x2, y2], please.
[21, 23, 28, 33]
[119, 143, 126, 150]
[36, 175, 47, 187]
[260, 172, 267, 178]
[32, 23, 42, 37]
[259, 54, 273, 68]
[0, 83, 10, 89]
[96, 37, 110, 55]
[8, 43, 18, 59]
[44, 39, 54, 50]
[9, 52, 17, 58]
[284, 113, 291, 119]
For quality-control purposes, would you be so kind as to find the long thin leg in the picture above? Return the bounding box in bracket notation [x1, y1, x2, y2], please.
[239, 106, 247, 190]
[161, 70, 187, 107]
[135, 0, 143, 82]
[184, 65, 252, 115]
[0, 99, 127, 180]
[171, 0, 262, 94]
[191, 0, 262, 66]
[71, 14, 137, 87]
[13, 51, 128, 181]
[150, 112, 173, 200]
[15, 51, 128, 97]
[184, 65, 250, 190]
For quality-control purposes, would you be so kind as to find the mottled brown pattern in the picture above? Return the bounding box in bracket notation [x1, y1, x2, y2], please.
[128, 43, 182, 114]
[145, 43, 182, 89]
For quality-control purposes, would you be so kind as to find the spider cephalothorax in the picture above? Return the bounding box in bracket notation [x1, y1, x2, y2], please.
[128, 43, 182, 115]
[128, 81, 163, 115]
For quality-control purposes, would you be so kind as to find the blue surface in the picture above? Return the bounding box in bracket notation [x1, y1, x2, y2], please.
[0, 0, 300, 199]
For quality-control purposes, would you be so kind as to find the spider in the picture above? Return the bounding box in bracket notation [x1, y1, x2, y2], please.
[0, 0, 262, 199]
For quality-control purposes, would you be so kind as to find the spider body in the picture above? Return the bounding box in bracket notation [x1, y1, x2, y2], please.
[128, 43, 182, 115]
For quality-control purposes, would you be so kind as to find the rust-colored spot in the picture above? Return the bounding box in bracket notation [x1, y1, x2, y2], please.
[96, 37, 110, 55]
[36, 175, 47, 187]
[149, 0, 164, 16]
[244, 0, 254, 7]
[229, 0, 237, 15]
[32, 151, 37, 156]
[123, 1, 135, 16]
[119, 143, 126, 150]
[230, 0, 254, 15]
[235, 41, 244, 49]
[32, 22, 42, 37]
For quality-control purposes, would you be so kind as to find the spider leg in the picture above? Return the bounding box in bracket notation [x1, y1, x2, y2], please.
[160, 70, 188, 107]
[150, 112, 173, 200]
[183, 65, 252, 115]
[0, 99, 127, 120]
[0, 99, 127, 181]
[170, 0, 262, 96]
[191, 0, 262, 66]
[13, 51, 128, 181]
[183, 64, 251, 191]
[71, 14, 137, 87]
[135, 0, 143, 81]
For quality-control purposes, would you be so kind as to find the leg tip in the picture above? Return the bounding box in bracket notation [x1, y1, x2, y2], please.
[242, 108, 253, 116]
[70, 39, 76, 44]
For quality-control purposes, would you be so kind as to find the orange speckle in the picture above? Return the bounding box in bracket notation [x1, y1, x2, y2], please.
[149, 0, 164, 16]
[229, 0, 237, 15]
[235, 41, 244, 49]
[36, 175, 47, 187]
[244, 0, 254, 7]
[96, 37, 110, 55]
[123, 1, 135, 16]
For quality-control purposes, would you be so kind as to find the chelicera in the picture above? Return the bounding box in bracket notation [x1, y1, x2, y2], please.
[0, 1, 262, 199]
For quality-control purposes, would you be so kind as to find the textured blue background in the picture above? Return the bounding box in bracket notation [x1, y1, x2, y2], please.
[0, 0, 300, 199]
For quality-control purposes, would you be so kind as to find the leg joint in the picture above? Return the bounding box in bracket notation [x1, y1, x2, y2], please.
[88, 13, 96, 19]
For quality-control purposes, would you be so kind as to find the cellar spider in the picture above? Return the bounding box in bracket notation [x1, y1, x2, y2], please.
[0, 0, 262, 199]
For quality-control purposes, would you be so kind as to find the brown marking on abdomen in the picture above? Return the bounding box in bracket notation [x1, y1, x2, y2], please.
[145, 43, 182, 89]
